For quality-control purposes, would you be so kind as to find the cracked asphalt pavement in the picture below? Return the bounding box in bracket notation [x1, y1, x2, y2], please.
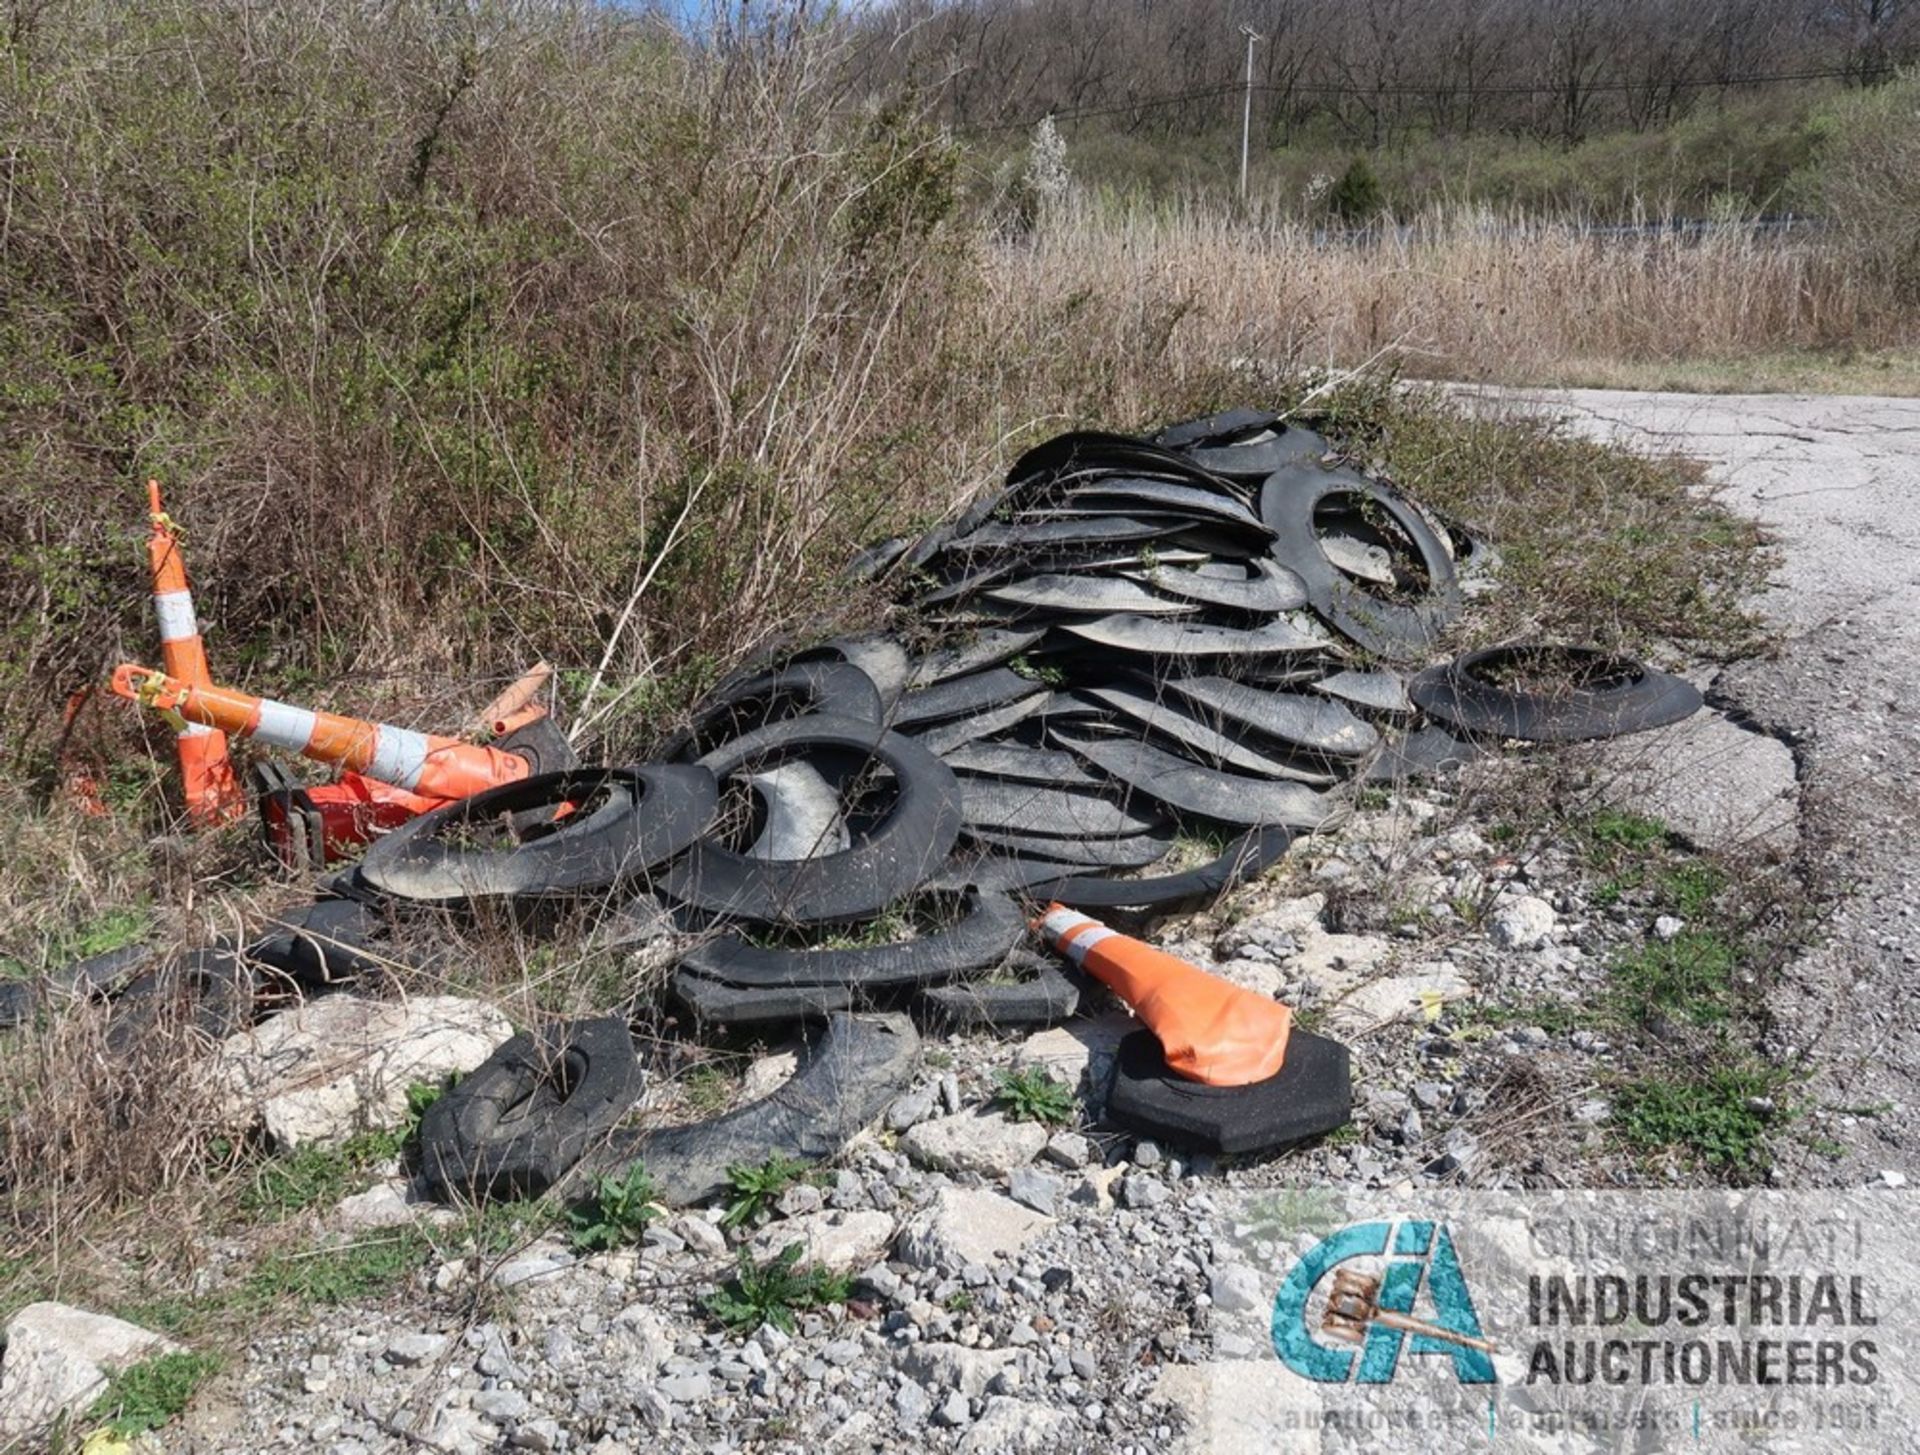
[1461, 387, 1920, 1187]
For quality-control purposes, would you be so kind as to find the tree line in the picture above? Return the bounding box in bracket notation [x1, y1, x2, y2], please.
[842, 0, 1916, 148]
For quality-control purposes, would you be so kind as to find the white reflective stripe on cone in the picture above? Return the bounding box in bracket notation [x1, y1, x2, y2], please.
[367, 725, 430, 790]
[1059, 924, 1116, 966]
[179, 721, 215, 738]
[153, 589, 198, 644]
[1039, 906, 1114, 967]
[253, 699, 320, 753]
[1040, 906, 1095, 943]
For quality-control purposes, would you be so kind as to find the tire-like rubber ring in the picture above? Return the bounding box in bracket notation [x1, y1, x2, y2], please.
[360, 765, 718, 904]
[664, 716, 963, 927]
[672, 971, 856, 1027]
[1259, 465, 1461, 660]
[679, 889, 1023, 990]
[662, 661, 885, 762]
[1006, 431, 1239, 498]
[245, 898, 387, 986]
[419, 1016, 644, 1201]
[1153, 408, 1281, 450]
[104, 948, 259, 1052]
[1362, 725, 1486, 783]
[1408, 645, 1703, 743]
[593, 1011, 919, 1206]
[1020, 825, 1294, 918]
[3, 941, 157, 1028]
[915, 958, 1081, 1030]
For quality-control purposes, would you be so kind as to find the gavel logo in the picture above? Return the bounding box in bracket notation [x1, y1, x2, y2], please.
[1322, 1267, 1498, 1354]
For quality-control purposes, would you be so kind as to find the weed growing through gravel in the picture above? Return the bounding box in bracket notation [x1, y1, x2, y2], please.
[566, 1164, 663, 1253]
[86, 1350, 222, 1437]
[704, 1245, 851, 1334]
[681, 1064, 739, 1117]
[1610, 931, 1742, 1027]
[721, 1156, 810, 1230]
[237, 1078, 450, 1224]
[995, 1067, 1077, 1125]
[243, 1229, 434, 1309]
[240, 1131, 406, 1224]
[1613, 1064, 1791, 1174]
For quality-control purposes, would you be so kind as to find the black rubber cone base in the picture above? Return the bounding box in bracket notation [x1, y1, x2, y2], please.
[1103, 1027, 1352, 1155]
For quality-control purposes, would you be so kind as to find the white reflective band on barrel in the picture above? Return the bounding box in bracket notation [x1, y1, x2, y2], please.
[1040, 907, 1115, 967]
[152, 589, 198, 644]
[367, 725, 430, 790]
[253, 699, 319, 752]
[179, 721, 214, 738]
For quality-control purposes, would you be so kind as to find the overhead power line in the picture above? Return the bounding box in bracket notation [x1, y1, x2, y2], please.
[966, 64, 1870, 137]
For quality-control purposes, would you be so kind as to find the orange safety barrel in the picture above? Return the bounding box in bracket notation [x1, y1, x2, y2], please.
[1034, 903, 1293, 1087]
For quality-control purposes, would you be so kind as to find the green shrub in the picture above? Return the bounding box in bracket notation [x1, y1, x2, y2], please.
[1806, 75, 1920, 300]
[1326, 156, 1385, 223]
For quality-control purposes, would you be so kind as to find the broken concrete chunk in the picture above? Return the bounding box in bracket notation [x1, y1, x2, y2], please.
[0, 1303, 184, 1444]
[901, 1111, 1047, 1177]
[209, 994, 512, 1149]
[895, 1187, 1053, 1270]
[1592, 708, 1798, 857]
[747, 1210, 894, 1273]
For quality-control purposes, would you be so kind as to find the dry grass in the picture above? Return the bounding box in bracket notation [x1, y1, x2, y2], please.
[0, 3, 1811, 1400]
[1001, 200, 1917, 389]
[1544, 346, 1920, 396]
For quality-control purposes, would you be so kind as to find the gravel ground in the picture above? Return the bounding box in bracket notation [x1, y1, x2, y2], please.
[1465, 388, 1920, 1187]
[157, 387, 1920, 1455]
[164, 761, 1774, 1455]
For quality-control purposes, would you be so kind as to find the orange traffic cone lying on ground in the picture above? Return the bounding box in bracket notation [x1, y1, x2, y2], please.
[1034, 903, 1293, 1087]
[474, 662, 553, 740]
[109, 663, 532, 801]
[145, 481, 243, 824]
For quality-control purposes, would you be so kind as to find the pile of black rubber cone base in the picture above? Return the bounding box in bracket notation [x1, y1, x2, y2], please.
[30, 408, 1704, 1201]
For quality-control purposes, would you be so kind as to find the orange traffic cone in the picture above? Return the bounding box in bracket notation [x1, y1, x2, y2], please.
[474, 662, 552, 740]
[109, 663, 531, 801]
[1034, 904, 1293, 1087]
[145, 481, 242, 824]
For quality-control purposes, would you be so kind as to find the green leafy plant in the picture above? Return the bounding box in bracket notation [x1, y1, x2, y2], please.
[244, 1229, 432, 1308]
[1614, 1064, 1789, 1173]
[721, 1155, 809, 1230]
[704, 1244, 851, 1333]
[1610, 930, 1741, 1026]
[567, 1163, 663, 1253]
[87, 1350, 222, 1437]
[994, 1066, 1077, 1126]
[405, 1076, 454, 1127]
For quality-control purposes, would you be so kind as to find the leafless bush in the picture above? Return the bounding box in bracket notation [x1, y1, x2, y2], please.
[0, 0, 1244, 776]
